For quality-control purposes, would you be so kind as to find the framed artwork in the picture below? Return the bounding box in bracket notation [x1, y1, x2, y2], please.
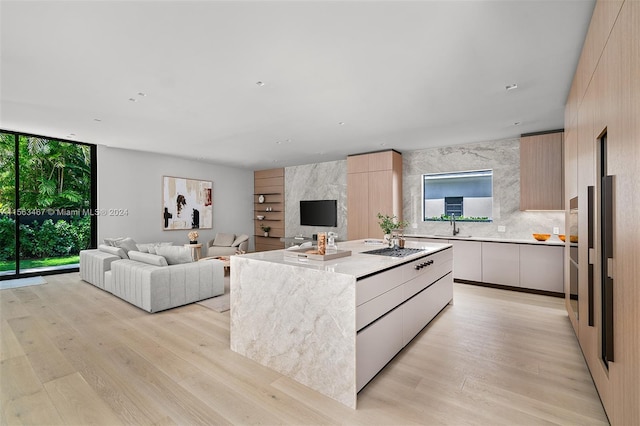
[162, 176, 212, 230]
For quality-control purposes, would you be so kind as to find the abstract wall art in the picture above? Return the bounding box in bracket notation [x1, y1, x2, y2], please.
[162, 176, 212, 230]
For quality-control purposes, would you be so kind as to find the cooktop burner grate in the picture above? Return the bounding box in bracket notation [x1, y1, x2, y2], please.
[362, 247, 424, 258]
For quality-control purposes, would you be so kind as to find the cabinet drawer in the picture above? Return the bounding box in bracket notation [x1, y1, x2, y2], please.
[402, 273, 453, 346]
[356, 306, 403, 391]
[356, 266, 403, 306]
[402, 248, 453, 285]
[356, 285, 404, 331]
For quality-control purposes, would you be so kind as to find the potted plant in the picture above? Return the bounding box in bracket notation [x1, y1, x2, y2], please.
[260, 224, 271, 237]
[377, 213, 409, 245]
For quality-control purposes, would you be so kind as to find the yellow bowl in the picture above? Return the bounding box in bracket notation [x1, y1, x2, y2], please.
[558, 234, 566, 242]
[532, 233, 551, 241]
[570, 235, 578, 243]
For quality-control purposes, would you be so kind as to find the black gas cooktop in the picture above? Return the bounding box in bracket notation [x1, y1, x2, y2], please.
[362, 247, 424, 258]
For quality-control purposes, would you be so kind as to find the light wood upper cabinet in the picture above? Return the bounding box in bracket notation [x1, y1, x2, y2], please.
[347, 150, 402, 240]
[520, 131, 564, 210]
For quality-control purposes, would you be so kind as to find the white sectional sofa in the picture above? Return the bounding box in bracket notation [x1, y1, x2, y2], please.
[79, 249, 120, 290]
[105, 258, 224, 313]
[79, 241, 225, 313]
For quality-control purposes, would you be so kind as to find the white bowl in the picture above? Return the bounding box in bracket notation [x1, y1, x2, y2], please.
[256, 215, 265, 220]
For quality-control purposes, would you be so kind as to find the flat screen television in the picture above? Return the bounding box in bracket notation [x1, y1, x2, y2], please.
[300, 200, 337, 227]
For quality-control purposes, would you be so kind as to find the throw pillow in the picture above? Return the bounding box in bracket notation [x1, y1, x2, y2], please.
[136, 243, 151, 253]
[231, 234, 249, 247]
[213, 233, 235, 247]
[156, 245, 193, 265]
[103, 237, 125, 246]
[114, 237, 138, 254]
[98, 244, 128, 259]
[128, 251, 168, 267]
[140, 242, 173, 254]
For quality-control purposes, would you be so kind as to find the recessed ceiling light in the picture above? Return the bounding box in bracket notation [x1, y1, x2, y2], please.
[276, 141, 282, 145]
[505, 83, 518, 91]
[286, 139, 292, 142]
[380, 143, 387, 147]
[67, 133, 76, 138]
[137, 92, 146, 97]
[338, 122, 345, 125]
[256, 81, 265, 87]
[128, 98, 137, 102]
[93, 118, 102, 122]
[514, 121, 521, 126]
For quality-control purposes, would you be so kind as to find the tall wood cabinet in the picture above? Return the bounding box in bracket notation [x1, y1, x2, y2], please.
[520, 131, 564, 210]
[564, 1, 639, 424]
[254, 168, 285, 252]
[347, 150, 402, 240]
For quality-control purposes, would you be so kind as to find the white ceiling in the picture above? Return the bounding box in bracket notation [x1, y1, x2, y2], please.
[1, 0, 595, 170]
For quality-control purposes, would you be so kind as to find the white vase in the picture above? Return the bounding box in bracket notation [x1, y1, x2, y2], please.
[383, 234, 391, 246]
[264, 232, 269, 237]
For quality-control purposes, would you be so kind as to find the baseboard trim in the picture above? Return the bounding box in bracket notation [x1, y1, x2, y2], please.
[454, 279, 564, 298]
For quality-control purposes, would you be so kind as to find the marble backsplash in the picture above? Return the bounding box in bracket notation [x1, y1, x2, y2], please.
[285, 160, 348, 240]
[402, 138, 565, 240]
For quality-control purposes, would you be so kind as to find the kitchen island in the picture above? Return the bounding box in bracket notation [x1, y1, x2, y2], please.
[230, 239, 453, 408]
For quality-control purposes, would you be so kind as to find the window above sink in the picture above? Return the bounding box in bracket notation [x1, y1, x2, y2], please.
[422, 169, 493, 222]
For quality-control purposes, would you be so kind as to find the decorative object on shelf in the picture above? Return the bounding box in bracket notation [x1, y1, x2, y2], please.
[188, 230, 199, 244]
[260, 224, 271, 237]
[377, 213, 409, 247]
[258, 194, 265, 203]
[163, 176, 212, 230]
[256, 215, 265, 220]
[558, 234, 566, 242]
[532, 233, 551, 241]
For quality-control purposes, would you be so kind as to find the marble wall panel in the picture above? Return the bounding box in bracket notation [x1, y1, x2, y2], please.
[403, 138, 564, 240]
[285, 160, 347, 240]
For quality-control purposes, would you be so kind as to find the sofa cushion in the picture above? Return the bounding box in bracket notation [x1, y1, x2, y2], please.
[212, 233, 235, 247]
[114, 237, 138, 254]
[129, 251, 169, 267]
[231, 234, 249, 247]
[156, 245, 192, 265]
[98, 244, 128, 259]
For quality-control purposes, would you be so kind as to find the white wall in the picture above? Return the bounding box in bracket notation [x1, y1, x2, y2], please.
[97, 146, 254, 250]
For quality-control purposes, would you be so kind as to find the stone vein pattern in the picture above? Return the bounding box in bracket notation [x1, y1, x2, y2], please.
[230, 255, 357, 408]
[284, 160, 347, 240]
[403, 138, 564, 240]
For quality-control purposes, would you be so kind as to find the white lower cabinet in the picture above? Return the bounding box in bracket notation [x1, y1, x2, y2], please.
[449, 240, 482, 281]
[356, 306, 403, 391]
[482, 242, 520, 286]
[519, 245, 564, 292]
[402, 274, 453, 346]
[356, 247, 453, 392]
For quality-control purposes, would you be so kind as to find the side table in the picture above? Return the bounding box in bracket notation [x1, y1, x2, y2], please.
[184, 243, 203, 261]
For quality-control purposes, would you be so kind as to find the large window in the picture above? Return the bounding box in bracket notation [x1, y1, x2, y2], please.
[0, 131, 96, 279]
[423, 169, 493, 222]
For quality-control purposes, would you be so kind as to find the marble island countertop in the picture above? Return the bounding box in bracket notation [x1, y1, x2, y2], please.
[238, 239, 451, 278]
[404, 233, 566, 246]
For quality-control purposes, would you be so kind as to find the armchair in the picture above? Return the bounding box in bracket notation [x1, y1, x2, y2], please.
[207, 233, 249, 256]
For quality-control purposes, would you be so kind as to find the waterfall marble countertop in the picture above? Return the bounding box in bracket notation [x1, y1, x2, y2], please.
[404, 234, 566, 246]
[234, 239, 451, 278]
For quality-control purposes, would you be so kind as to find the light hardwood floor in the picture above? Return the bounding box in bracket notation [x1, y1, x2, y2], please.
[1, 273, 608, 425]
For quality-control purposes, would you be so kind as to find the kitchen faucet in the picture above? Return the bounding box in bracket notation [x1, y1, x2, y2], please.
[450, 213, 460, 236]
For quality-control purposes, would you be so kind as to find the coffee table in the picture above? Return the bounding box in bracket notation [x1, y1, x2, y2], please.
[200, 256, 231, 274]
